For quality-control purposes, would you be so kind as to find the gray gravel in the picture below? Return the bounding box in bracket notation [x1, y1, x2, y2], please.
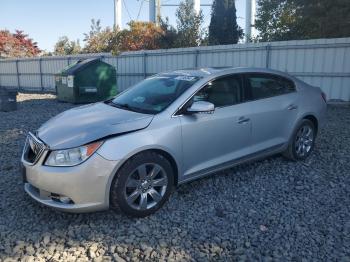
[0, 93, 350, 261]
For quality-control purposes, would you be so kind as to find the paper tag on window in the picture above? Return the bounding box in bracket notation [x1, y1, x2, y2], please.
[133, 96, 146, 103]
[175, 76, 196, 81]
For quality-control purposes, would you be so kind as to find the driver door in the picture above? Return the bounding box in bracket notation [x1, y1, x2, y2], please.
[179, 74, 252, 179]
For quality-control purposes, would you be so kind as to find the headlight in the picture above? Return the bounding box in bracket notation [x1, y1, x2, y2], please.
[45, 141, 103, 167]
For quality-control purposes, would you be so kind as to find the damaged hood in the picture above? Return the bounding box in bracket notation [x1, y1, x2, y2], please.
[37, 102, 154, 149]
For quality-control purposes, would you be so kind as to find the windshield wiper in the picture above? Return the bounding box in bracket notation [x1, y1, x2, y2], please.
[115, 102, 131, 109]
[105, 100, 156, 115]
[106, 101, 144, 113]
[107, 101, 132, 110]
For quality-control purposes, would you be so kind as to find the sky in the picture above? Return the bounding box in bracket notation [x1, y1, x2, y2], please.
[0, 0, 247, 52]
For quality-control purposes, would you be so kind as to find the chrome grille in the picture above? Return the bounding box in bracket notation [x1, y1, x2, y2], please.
[22, 132, 46, 164]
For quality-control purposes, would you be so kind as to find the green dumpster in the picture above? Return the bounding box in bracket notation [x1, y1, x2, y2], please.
[55, 58, 117, 104]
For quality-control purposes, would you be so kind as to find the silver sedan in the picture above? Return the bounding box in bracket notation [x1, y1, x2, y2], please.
[21, 67, 327, 217]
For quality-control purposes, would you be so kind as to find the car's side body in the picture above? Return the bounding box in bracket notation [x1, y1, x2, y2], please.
[98, 67, 326, 185]
[22, 67, 327, 213]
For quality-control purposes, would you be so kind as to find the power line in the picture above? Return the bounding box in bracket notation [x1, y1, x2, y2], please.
[137, 0, 145, 20]
[161, 0, 212, 7]
[122, 0, 133, 21]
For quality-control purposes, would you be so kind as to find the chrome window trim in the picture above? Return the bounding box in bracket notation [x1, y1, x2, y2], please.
[172, 72, 298, 118]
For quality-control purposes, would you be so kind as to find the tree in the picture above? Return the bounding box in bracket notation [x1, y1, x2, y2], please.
[0, 30, 40, 58]
[83, 27, 119, 54]
[84, 19, 102, 42]
[295, 0, 350, 39]
[158, 18, 179, 49]
[54, 36, 81, 55]
[255, 0, 350, 41]
[208, 0, 243, 45]
[82, 19, 120, 54]
[117, 21, 164, 51]
[255, 0, 300, 41]
[84, 21, 166, 54]
[175, 0, 204, 47]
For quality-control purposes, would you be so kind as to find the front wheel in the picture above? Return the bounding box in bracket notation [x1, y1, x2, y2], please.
[283, 119, 316, 161]
[110, 151, 174, 217]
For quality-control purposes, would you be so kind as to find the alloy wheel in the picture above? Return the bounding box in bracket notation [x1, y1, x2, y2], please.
[124, 163, 168, 210]
[295, 125, 314, 157]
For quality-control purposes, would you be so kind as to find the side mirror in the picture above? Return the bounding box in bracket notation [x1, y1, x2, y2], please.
[186, 101, 215, 114]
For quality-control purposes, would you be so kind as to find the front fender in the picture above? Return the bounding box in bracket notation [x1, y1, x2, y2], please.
[97, 117, 183, 203]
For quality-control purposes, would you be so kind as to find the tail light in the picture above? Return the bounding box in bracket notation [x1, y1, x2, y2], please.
[321, 92, 327, 103]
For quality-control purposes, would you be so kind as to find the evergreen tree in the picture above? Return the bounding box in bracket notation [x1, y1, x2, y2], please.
[158, 17, 179, 49]
[208, 0, 243, 45]
[175, 0, 204, 47]
[255, 0, 350, 41]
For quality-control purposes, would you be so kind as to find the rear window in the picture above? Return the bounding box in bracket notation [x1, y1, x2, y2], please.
[246, 74, 295, 100]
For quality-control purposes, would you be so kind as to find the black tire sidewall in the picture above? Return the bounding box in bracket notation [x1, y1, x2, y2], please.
[110, 152, 174, 217]
[291, 119, 315, 160]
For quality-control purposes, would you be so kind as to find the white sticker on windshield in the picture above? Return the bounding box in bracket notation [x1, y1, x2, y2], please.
[175, 76, 196, 81]
[133, 96, 145, 103]
[147, 76, 170, 80]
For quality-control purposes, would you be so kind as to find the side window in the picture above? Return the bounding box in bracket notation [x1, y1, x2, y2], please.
[193, 76, 242, 107]
[246, 74, 295, 100]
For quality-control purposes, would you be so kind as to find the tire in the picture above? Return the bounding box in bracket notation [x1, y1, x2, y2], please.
[110, 151, 174, 217]
[283, 119, 316, 161]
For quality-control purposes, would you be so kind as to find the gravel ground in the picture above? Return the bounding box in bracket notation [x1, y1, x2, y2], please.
[0, 93, 350, 262]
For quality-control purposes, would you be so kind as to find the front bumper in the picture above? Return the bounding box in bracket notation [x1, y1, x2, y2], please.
[22, 152, 120, 213]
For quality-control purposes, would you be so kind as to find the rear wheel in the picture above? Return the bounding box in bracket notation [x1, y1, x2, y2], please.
[283, 119, 316, 161]
[110, 151, 174, 217]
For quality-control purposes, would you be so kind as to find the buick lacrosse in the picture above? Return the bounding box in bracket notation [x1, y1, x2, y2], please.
[22, 67, 327, 217]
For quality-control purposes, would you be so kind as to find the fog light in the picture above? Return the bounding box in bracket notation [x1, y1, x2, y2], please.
[51, 193, 73, 204]
[59, 196, 72, 204]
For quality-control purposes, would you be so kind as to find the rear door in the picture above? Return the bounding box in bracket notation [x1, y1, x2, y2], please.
[179, 74, 252, 178]
[243, 73, 299, 154]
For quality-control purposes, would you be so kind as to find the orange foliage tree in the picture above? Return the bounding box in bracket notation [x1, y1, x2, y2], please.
[117, 21, 165, 52]
[0, 30, 40, 58]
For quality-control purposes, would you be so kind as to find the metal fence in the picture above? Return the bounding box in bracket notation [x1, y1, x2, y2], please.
[0, 37, 349, 101]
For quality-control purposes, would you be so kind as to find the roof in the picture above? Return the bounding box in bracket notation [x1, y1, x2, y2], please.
[163, 67, 230, 77]
[161, 67, 295, 79]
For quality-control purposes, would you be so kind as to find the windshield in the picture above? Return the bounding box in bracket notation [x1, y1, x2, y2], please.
[111, 74, 200, 114]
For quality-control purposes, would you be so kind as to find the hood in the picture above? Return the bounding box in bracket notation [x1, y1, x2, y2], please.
[37, 102, 154, 150]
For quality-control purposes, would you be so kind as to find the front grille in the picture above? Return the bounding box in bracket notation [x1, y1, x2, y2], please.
[22, 132, 46, 164]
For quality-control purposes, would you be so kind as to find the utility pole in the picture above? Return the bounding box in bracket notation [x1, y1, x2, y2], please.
[194, 0, 200, 15]
[156, 0, 161, 23]
[150, 0, 161, 24]
[150, 0, 209, 24]
[245, 0, 256, 42]
[149, 0, 156, 23]
[114, 0, 122, 29]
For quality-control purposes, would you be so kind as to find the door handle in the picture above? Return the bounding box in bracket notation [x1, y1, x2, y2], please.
[237, 116, 250, 124]
[287, 104, 298, 110]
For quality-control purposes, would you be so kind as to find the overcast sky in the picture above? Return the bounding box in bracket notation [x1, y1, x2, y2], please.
[0, 0, 247, 52]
